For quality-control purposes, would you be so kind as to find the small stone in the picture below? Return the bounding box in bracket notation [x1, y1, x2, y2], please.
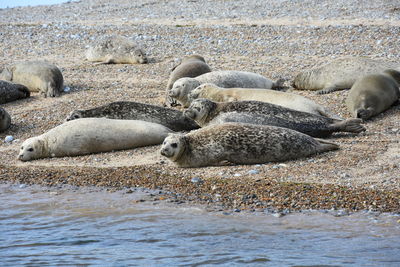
[64, 86, 71, 92]
[248, 169, 259, 175]
[233, 173, 241, 177]
[19, 184, 26, 189]
[191, 177, 203, 184]
[4, 136, 14, 143]
[233, 208, 241, 212]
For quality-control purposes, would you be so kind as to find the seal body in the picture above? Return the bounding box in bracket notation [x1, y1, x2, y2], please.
[170, 71, 284, 107]
[346, 69, 400, 120]
[0, 107, 11, 133]
[184, 99, 366, 138]
[188, 83, 339, 118]
[165, 55, 211, 107]
[0, 61, 64, 97]
[0, 80, 30, 104]
[65, 101, 199, 132]
[86, 36, 148, 64]
[160, 123, 339, 167]
[292, 57, 400, 94]
[18, 118, 173, 161]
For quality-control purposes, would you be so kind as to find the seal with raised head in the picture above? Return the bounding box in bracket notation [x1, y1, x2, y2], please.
[188, 83, 339, 118]
[345, 69, 400, 120]
[170, 70, 284, 107]
[0, 60, 64, 97]
[292, 57, 400, 94]
[18, 118, 173, 161]
[160, 123, 339, 167]
[0, 80, 30, 104]
[165, 55, 211, 107]
[184, 99, 366, 138]
[0, 107, 11, 133]
[85, 36, 148, 64]
[65, 101, 199, 132]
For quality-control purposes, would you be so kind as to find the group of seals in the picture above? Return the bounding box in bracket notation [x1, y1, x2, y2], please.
[66, 101, 199, 132]
[0, 60, 64, 97]
[169, 70, 284, 107]
[188, 83, 339, 118]
[184, 99, 365, 138]
[160, 123, 338, 167]
[165, 55, 212, 107]
[85, 36, 148, 64]
[0, 107, 11, 133]
[18, 118, 173, 161]
[0, 80, 30, 104]
[292, 57, 400, 95]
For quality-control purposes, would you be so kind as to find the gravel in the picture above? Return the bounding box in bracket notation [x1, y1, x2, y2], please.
[0, 0, 399, 213]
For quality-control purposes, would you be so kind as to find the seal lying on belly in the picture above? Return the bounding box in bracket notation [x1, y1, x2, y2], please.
[170, 70, 284, 107]
[346, 69, 400, 120]
[184, 99, 366, 138]
[0, 80, 30, 104]
[18, 118, 173, 161]
[292, 57, 400, 94]
[65, 101, 199, 132]
[160, 123, 339, 168]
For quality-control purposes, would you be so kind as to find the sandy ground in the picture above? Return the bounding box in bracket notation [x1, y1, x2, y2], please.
[0, 0, 399, 212]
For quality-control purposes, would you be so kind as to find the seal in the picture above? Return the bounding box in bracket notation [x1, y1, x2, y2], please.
[345, 69, 400, 120]
[169, 70, 284, 107]
[0, 60, 64, 97]
[85, 36, 148, 64]
[0, 107, 11, 133]
[165, 55, 212, 107]
[188, 83, 340, 118]
[184, 99, 366, 138]
[292, 57, 400, 94]
[160, 123, 339, 167]
[65, 101, 199, 132]
[18, 118, 174, 161]
[0, 80, 30, 104]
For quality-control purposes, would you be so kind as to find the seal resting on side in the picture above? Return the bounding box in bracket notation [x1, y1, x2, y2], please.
[0, 61, 64, 97]
[0, 80, 30, 104]
[0, 107, 11, 133]
[165, 55, 212, 107]
[85, 36, 148, 64]
[18, 118, 173, 161]
[160, 123, 339, 168]
[170, 70, 284, 107]
[65, 101, 199, 132]
[188, 83, 339, 118]
[184, 99, 366, 138]
[346, 69, 400, 120]
[292, 57, 400, 94]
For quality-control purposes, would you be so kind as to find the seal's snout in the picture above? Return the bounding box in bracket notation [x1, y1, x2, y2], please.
[160, 147, 170, 157]
[141, 58, 148, 64]
[17, 154, 24, 161]
[169, 89, 178, 98]
[183, 109, 195, 119]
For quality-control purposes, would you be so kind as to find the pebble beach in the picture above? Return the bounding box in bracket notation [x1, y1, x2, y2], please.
[0, 0, 399, 212]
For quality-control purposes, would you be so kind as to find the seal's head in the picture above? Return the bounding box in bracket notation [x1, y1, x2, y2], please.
[169, 78, 201, 107]
[183, 98, 214, 125]
[65, 110, 84, 121]
[18, 137, 46, 161]
[160, 134, 186, 162]
[131, 48, 148, 64]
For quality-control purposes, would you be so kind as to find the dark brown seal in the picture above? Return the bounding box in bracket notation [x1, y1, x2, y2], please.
[160, 123, 339, 167]
[184, 99, 366, 137]
[66, 101, 200, 132]
[0, 80, 30, 104]
[0, 107, 11, 133]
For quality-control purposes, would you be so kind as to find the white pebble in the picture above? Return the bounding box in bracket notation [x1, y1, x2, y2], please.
[64, 86, 71, 92]
[4, 136, 14, 143]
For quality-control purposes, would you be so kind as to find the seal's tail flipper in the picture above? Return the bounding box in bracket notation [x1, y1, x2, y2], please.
[334, 118, 366, 133]
[315, 138, 340, 153]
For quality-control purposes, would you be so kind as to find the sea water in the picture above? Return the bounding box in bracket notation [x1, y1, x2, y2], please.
[0, 183, 399, 266]
[0, 0, 74, 9]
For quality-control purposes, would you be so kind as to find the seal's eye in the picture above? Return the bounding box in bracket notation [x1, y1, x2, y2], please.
[171, 143, 178, 148]
[73, 114, 80, 119]
[27, 148, 34, 152]
[195, 107, 201, 112]
[21, 146, 24, 150]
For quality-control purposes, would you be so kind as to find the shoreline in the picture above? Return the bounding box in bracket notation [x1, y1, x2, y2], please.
[1, 0, 399, 213]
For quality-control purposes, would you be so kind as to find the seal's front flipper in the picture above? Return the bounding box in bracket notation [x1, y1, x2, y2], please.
[316, 85, 341, 94]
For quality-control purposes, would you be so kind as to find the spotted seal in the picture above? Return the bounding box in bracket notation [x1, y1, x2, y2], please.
[346, 69, 400, 120]
[18, 118, 173, 161]
[0, 61, 64, 97]
[165, 55, 212, 107]
[292, 57, 400, 94]
[170, 70, 284, 107]
[85, 36, 148, 64]
[0, 107, 11, 133]
[0, 80, 30, 104]
[160, 123, 339, 167]
[184, 99, 366, 138]
[65, 101, 199, 132]
[188, 83, 340, 118]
